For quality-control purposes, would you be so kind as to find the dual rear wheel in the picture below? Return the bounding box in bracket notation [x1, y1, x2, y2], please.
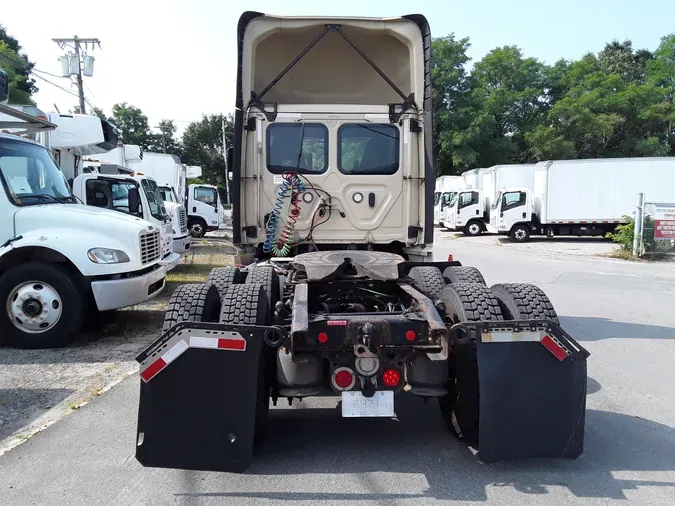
[408, 264, 559, 445]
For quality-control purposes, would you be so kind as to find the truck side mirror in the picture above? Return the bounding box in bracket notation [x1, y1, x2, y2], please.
[227, 147, 233, 176]
[128, 187, 140, 216]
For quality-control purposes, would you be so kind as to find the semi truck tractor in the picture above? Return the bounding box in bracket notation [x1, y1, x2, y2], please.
[134, 12, 589, 473]
[444, 164, 534, 236]
[490, 158, 675, 242]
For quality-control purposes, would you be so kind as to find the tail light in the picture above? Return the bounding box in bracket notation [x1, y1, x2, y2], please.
[405, 330, 416, 341]
[382, 369, 401, 388]
[332, 367, 355, 391]
[317, 332, 328, 344]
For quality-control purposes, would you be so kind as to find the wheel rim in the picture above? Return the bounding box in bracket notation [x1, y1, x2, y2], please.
[6, 281, 63, 334]
[191, 223, 204, 236]
[468, 223, 480, 235]
[515, 228, 527, 240]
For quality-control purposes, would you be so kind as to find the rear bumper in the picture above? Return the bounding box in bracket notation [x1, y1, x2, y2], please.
[159, 252, 181, 272]
[91, 265, 166, 311]
[173, 235, 191, 254]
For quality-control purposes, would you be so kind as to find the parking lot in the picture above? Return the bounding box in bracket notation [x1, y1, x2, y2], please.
[1, 229, 674, 505]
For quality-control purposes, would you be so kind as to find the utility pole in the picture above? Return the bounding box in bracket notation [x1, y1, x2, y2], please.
[155, 125, 167, 153]
[52, 36, 101, 114]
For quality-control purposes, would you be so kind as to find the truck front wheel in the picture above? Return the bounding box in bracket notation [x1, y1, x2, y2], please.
[509, 224, 530, 242]
[0, 262, 85, 349]
[188, 218, 207, 238]
[463, 221, 483, 236]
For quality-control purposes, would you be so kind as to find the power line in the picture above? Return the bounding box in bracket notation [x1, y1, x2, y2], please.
[31, 72, 80, 98]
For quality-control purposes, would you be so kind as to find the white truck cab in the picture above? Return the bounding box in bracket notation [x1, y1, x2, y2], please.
[487, 187, 531, 238]
[0, 133, 166, 349]
[71, 173, 181, 271]
[186, 183, 220, 238]
[158, 185, 191, 253]
[444, 189, 484, 236]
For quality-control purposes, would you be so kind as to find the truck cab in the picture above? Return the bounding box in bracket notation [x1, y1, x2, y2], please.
[487, 187, 532, 239]
[158, 185, 191, 253]
[71, 173, 181, 271]
[0, 132, 166, 349]
[186, 183, 220, 238]
[444, 188, 484, 236]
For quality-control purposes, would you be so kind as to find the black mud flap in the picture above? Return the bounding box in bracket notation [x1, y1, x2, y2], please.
[135, 322, 280, 473]
[453, 320, 590, 462]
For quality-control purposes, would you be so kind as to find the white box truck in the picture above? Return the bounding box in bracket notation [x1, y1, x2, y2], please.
[436, 176, 464, 227]
[445, 165, 534, 235]
[0, 130, 167, 349]
[491, 158, 675, 242]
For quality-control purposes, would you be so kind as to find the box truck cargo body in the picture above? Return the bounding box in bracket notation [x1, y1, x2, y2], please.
[434, 176, 463, 226]
[491, 158, 675, 241]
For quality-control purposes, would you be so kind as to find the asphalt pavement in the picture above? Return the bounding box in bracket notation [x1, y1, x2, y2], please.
[1, 232, 674, 505]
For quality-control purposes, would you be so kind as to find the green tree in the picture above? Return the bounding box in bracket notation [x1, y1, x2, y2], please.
[111, 103, 153, 149]
[149, 119, 181, 154]
[181, 114, 233, 198]
[0, 25, 37, 104]
[430, 35, 472, 174]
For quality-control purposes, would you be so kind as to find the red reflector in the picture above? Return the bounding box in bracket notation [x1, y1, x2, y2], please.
[217, 338, 246, 351]
[382, 369, 401, 388]
[140, 358, 167, 382]
[334, 370, 354, 389]
[318, 332, 328, 343]
[447, 254, 454, 261]
[405, 330, 416, 341]
[540, 335, 568, 362]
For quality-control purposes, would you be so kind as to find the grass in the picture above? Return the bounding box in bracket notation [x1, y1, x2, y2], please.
[164, 241, 235, 295]
[601, 248, 641, 262]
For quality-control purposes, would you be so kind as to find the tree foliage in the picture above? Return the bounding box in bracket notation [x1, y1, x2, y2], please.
[110, 103, 155, 149]
[431, 33, 675, 175]
[0, 25, 37, 105]
[180, 113, 233, 198]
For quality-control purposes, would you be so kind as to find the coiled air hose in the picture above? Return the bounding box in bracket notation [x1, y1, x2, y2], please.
[265, 172, 306, 257]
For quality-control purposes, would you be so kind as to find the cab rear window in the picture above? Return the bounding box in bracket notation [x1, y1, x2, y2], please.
[266, 123, 328, 174]
[338, 124, 399, 175]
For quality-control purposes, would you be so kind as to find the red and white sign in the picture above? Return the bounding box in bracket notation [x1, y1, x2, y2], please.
[654, 220, 675, 240]
[652, 204, 675, 241]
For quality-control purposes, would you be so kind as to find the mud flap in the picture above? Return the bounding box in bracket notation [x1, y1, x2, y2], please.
[135, 322, 280, 473]
[454, 320, 590, 462]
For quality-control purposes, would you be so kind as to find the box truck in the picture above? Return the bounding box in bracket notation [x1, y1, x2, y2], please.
[490, 158, 675, 242]
[434, 176, 464, 227]
[0, 126, 166, 349]
[445, 165, 534, 235]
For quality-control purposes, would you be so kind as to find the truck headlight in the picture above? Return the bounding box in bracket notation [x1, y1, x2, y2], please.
[87, 248, 130, 264]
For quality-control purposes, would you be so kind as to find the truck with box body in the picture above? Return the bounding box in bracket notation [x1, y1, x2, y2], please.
[0, 127, 166, 348]
[491, 158, 675, 242]
[444, 164, 534, 235]
[434, 175, 463, 227]
[134, 12, 589, 473]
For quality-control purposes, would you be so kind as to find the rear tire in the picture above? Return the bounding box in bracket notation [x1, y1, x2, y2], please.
[220, 284, 271, 442]
[0, 262, 85, 349]
[509, 224, 530, 242]
[437, 283, 503, 444]
[490, 283, 560, 325]
[245, 265, 280, 307]
[463, 220, 483, 236]
[162, 283, 221, 332]
[443, 266, 486, 285]
[408, 266, 445, 300]
[207, 266, 244, 298]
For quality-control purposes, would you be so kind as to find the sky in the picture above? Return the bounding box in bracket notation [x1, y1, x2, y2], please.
[3, 0, 675, 137]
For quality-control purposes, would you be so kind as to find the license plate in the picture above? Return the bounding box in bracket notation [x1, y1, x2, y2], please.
[341, 391, 394, 418]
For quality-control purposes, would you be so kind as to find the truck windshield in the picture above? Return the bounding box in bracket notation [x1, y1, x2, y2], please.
[140, 179, 168, 221]
[0, 138, 75, 206]
[158, 186, 178, 203]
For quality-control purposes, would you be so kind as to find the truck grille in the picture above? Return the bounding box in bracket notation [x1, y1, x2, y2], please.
[179, 207, 188, 235]
[140, 230, 161, 265]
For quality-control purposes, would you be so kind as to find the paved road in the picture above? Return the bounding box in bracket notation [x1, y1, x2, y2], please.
[2, 233, 675, 505]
